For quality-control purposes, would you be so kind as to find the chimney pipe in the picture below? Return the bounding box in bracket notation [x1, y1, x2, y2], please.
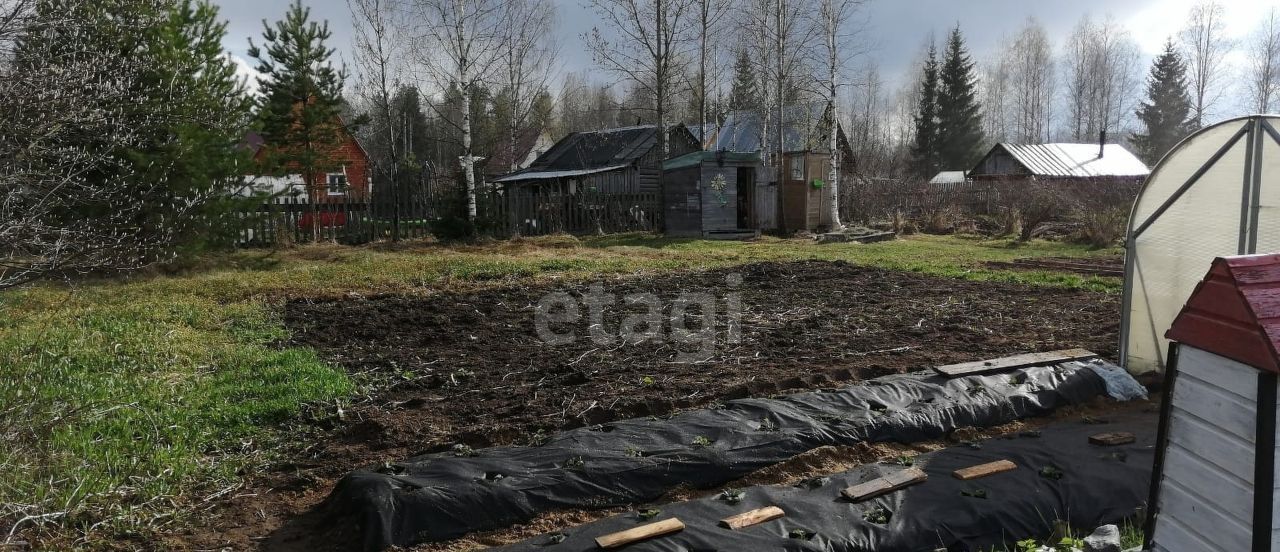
[1098, 130, 1107, 158]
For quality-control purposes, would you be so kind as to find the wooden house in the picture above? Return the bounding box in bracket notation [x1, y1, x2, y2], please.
[661, 151, 761, 239]
[482, 128, 555, 182]
[243, 127, 373, 204]
[1147, 253, 1280, 552]
[700, 103, 855, 233]
[490, 124, 700, 235]
[968, 142, 1149, 184]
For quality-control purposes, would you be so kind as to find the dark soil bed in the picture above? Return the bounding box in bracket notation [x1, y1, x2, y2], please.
[285, 259, 1119, 456]
[180, 260, 1119, 552]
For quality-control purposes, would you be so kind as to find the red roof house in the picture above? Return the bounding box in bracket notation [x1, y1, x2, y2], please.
[1165, 253, 1280, 373]
[245, 123, 373, 204]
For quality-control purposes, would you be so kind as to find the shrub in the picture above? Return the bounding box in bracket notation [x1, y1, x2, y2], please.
[1073, 206, 1128, 247]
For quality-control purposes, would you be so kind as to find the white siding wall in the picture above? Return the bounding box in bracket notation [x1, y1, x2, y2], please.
[1153, 346, 1260, 552]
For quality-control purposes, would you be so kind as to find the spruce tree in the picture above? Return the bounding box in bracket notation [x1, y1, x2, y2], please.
[248, 0, 347, 227]
[728, 48, 759, 113]
[1133, 40, 1194, 166]
[936, 26, 985, 170]
[910, 43, 941, 178]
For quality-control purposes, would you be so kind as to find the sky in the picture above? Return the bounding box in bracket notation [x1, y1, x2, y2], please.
[215, 0, 1280, 108]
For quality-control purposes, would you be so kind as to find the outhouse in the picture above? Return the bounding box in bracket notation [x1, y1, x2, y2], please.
[1147, 253, 1280, 552]
[661, 151, 761, 239]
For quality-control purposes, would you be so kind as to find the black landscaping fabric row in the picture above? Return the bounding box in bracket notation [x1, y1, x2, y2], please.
[497, 408, 1157, 552]
[324, 359, 1138, 550]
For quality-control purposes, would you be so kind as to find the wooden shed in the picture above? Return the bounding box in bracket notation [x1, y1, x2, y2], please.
[701, 103, 855, 233]
[1147, 253, 1280, 552]
[661, 151, 761, 239]
[490, 125, 701, 235]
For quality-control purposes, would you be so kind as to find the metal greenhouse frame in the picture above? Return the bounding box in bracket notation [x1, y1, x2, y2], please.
[1122, 115, 1280, 373]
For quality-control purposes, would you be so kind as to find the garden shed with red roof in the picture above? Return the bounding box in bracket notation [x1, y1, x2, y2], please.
[1148, 253, 1280, 552]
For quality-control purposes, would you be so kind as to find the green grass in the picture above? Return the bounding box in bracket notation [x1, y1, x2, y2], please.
[0, 233, 1119, 541]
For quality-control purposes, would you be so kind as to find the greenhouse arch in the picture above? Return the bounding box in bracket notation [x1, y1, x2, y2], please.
[1123, 115, 1280, 373]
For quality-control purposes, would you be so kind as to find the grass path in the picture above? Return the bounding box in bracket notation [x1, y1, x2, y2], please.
[0, 233, 1119, 544]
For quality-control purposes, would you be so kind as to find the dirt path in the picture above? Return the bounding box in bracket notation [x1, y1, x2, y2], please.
[178, 260, 1120, 551]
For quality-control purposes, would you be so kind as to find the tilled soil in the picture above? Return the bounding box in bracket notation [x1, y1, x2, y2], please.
[284, 260, 1120, 456]
[180, 259, 1120, 551]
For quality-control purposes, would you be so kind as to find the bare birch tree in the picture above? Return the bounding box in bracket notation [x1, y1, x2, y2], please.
[815, 0, 864, 230]
[409, 0, 506, 221]
[584, 0, 696, 157]
[1062, 15, 1141, 142]
[1007, 18, 1054, 143]
[497, 0, 557, 172]
[349, 0, 404, 238]
[1247, 7, 1280, 114]
[1180, 1, 1233, 127]
[693, 0, 730, 136]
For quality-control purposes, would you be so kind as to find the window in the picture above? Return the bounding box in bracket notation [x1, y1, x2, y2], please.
[789, 157, 804, 180]
[326, 169, 348, 195]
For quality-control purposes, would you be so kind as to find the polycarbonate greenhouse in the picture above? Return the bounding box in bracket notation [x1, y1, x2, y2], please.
[1123, 115, 1280, 373]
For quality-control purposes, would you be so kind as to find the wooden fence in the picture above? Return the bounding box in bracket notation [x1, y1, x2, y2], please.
[235, 184, 664, 246]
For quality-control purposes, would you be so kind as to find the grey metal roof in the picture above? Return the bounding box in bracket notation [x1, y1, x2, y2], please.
[986, 143, 1150, 178]
[705, 103, 831, 153]
[491, 164, 630, 183]
[929, 171, 967, 185]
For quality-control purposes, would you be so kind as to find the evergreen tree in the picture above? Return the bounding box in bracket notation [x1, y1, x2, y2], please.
[910, 43, 941, 178]
[728, 47, 759, 113]
[1133, 40, 1195, 166]
[936, 26, 985, 170]
[248, 0, 347, 216]
[7, 0, 252, 262]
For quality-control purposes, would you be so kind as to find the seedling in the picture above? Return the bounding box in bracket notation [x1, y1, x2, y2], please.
[1039, 465, 1064, 480]
[640, 376, 655, 386]
[894, 454, 915, 467]
[795, 476, 830, 489]
[718, 488, 745, 504]
[1008, 374, 1027, 385]
[564, 456, 585, 469]
[788, 528, 814, 540]
[482, 471, 505, 482]
[862, 506, 892, 524]
[637, 508, 661, 520]
[966, 383, 986, 396]
[528, 429, 549, 446]
[451, 444, 476, 457]
[960, 488, 987, 499]
[692, 436, 712, 447]
[378, 461, 405, 475]
[547, 533, 567, 544]
[758, 417, 779, 432]
[624, 446, 645, 458]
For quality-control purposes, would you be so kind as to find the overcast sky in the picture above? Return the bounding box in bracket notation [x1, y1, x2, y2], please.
[215, 0, 1280, 108]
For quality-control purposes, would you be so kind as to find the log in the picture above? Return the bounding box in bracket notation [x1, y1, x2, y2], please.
[934, 349, 1098, 377]
[841, 467, 927, 502]
[953, 459, 1018, 480]
[1089, 432, 1136, 446]
[718, 506, 785, 530]
[594, 518, 685, 549]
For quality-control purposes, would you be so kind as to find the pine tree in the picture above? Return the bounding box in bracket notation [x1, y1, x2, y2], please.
[1133, 40, 1195, 166]
[936, 26, 986, 170]
[910, 43, 941, 178]
[249, 0, 347, 228]
[728, 48, 759, 113]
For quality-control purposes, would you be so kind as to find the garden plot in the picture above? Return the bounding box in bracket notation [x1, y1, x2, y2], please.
[284, 260, 1119, 459]
[321, 356, 1144, 550]
[492, 405, 1155, 552]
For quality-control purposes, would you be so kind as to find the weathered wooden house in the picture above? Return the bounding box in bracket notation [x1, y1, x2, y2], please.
[491, 124, 700, 234]
[1148, 253, 1280, 552]
[661, 151, 761, 238]
[968, 142, 1149, 183]
[482, 128, 555, 182]
[700, 103, 855, 233]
